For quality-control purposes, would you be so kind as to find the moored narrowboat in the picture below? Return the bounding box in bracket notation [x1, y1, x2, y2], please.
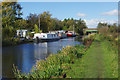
[33, 33, 60, 42]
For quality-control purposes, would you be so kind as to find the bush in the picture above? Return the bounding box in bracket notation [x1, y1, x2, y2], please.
[82, 37, 89, 42]
[82, 33, 96, 42]
[114, 37, 118, 45]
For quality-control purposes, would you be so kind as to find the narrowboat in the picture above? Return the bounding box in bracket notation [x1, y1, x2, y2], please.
[33, 33, 60, 42]
[49, 30, 67, 39]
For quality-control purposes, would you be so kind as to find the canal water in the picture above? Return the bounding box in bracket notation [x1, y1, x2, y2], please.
[2, 36, 82, 78]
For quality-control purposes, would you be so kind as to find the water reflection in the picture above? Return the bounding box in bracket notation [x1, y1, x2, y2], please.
[2, 37, 82, 78]
[2, 46, 23, 78]
[34, 42, 49, 60]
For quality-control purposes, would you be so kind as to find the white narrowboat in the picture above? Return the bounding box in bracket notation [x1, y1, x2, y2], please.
[33, 33, 60, 42]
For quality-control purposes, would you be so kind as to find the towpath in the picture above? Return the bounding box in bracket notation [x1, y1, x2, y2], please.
[66, 35, 118, 78]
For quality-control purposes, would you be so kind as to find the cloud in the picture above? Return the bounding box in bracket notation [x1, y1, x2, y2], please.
[84, 19, 117, 28]
[101, 9, 118, 16]
[77, 13, 87, 17]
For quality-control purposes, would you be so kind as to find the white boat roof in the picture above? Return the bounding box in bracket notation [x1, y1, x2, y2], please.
[35, 33, 57, 35]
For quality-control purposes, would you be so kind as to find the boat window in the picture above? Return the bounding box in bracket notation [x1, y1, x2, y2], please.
[43, 35, 45, 37]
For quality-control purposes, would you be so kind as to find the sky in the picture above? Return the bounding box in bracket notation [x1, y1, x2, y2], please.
[18, 2, 118, 28]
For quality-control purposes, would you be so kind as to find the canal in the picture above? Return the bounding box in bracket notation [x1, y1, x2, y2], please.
[2, 36, 82, 78]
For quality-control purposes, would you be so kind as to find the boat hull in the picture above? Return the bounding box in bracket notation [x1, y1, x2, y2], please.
[67, 34, 76, 37]
[60, 36, 67, 39]
[66, 33, 76, 37]
[34, 38, 60, 43]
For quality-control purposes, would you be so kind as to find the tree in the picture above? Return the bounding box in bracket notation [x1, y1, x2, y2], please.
[118, 24, 120, 33]
[2, 25, 15, 40]
[2, 1, 23, 41]
[26, 12, 53, 32]
[34, 24, 39, 33]
[27, 13, 38, 29]
[75, 19, 87, 35]
[2, 1, 22, 28]
[62, 19, 69, 30]
[14, 19, 28, 29]
[49, 18, 63, 31]
[109, 23, 117, 33]
[97, 22, 107, 29]
[61, 18, 87, 34]
[40, 11, 52, 32]
[67, 18, 75, 30]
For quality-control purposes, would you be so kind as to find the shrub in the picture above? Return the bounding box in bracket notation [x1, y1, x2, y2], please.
[114, 37, 118, 45]
[82, 37, 89, 42]
[82, 33, 96, 42]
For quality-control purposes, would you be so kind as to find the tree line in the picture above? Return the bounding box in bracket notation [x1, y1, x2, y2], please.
[97, 22, 118, 33]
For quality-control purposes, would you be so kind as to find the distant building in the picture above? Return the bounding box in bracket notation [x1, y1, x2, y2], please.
[17, 30, 28, 37]
[83, 28, 98, 35]
[17, 29, 34, 38]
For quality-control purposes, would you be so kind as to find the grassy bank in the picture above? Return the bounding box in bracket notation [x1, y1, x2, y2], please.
[64, 34, 118, 78]
[13, 34, 118, 78]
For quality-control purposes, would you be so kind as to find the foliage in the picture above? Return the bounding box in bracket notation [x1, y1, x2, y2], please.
[62, 18, 87, 35]
[34, 24, 39, 33]
[27, 13, 38, 29]
[97, 22, 107, 29]
[97, 23, 118, 46]
[49, 18, 63, 31]
[27, 31, 34, 38]
[2, 25, 15, 38]
[26, 14, 87, 34]
[75, 19, 87, 35]
[82, 33, 96, 42]
[39, 11, 52, 32]
[2, 1, 22, 28]
[14, 19, 28, 29]
[2, 1, 23, 46]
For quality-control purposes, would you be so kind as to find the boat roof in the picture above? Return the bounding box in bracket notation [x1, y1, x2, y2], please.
[35, 33, 58, 35]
